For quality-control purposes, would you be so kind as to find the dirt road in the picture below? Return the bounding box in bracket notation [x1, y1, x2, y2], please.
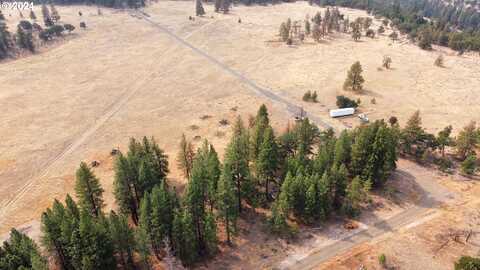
[130, 12, 457, 269]
[279, 160, 455, 269]
[135, 10, 336, 132]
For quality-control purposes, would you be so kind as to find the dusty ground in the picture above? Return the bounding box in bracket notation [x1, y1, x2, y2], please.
[1, 1, 480, 269]
[315, 163, 480, 270]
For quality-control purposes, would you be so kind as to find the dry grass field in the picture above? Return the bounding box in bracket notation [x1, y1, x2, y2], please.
[1, 1, 480, 268]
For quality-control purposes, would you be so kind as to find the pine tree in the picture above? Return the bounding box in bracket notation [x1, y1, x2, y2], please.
[75, 162, 104, 217]
[214, 0, 221, 12]
[114, 137, 169, 225]
[332, 164, 348, 208]
[378, 25, 385, 34]
[250, 104, 270, 162]
[65, 193, 80, 221]
[206, 144, 221, 211]
[389, 31, 398, 42]
[312, 23, 321, 42]
[400, 110, 425, 155]
[418, 27, 433, 50]
[461, 155, 477, 175]
[363, 124, 395, 187]
[305, 20, 311, 35]
[351, 22, 361, 41]
[139, 192, 153, 253]
[16, 24, 35, 52]
[223, 116, 253, 213]
[290, 172, 307, 217]
[342, 176, 364, 217]
[134, 227, 151, 269]
[50, 4, 61, 22]
[279, 22, 289, 42]
[29, 10, 37, 21]
[175, 209, 198, 265]
[150, 182, 176, 256]
[313, 12, 322, 25]
[382, 56, 392, 69]
[437, 125, 453, 157]
[183, 143, 222, 258]
[304, 176, 318, 223]
[41, 4, 53, 27]
[41, 200, 72, 269]
[217, 166, 238, 244]
[343, 17, 350, 33]
[222, 0, 230, 14]
[333, 130, 351, 167]
[268, 192, 290, 234]
[177, 133, 195, 179]
[204, 212, 218, 255]
[78, 212, 116, 270]
[196, 0, 205, 16]
[456, 121, 478, 160]
[184, 162, 207, 250]
[256, 126, 278, 201]
[0, 229, 48, 270]
[114, 153, 140, 225]
[293, 118, 320, 157]
[191, 140, 221, 212]
[343, 61, 365, 92]
[351, 124, 376, 178]
[109, 211, 135, 269]
[0, 21, 11, 60]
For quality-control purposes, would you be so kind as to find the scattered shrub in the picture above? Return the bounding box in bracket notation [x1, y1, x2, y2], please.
[436, 157, 453, 173]
[219, 119, 229, 126]
[50, 24, 64, 36]
[64, 23, 75, 33]
[379, 253, 387, 268]
[382, 56, 392, 69]
[303, 91, 318, 102]
[388, 116, 398, 126]
[434, 55, 444, 67]
[377, 25, 385, 34]
[461, 155, 477, 175]
[303, 91, 312, 101]
[366, 28, 375, 38]
[19, 20, 33, 30]
[32, 23, 43, 32]
[454, 256, 480, 270]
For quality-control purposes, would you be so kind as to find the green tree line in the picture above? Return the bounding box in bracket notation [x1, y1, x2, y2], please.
[3, 105, 478, 269]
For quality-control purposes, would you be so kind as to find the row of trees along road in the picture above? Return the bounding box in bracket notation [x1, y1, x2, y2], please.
[1, 104, 478, 269]
[1, 104, 401, 269]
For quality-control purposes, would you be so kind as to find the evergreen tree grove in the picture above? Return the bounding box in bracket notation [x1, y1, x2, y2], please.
[0, 229, 48, 270]
[75, 162, 104, 217]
